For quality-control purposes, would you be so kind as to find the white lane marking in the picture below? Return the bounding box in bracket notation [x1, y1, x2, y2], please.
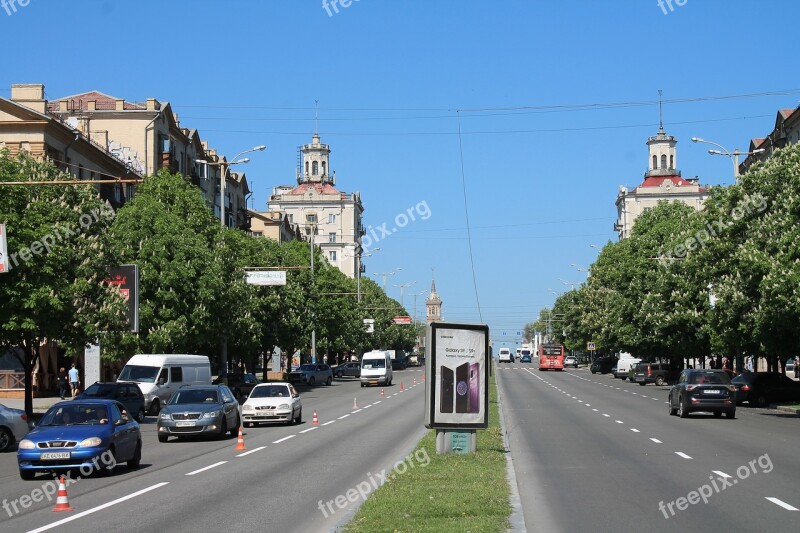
[352, 409, 363, 413]
[615, 420, 623, 424]
[650, 438, 662, 444]
[642, 395, 648, 398]
[765, 497, 799, 511]
[630, 428, 640, 433]
[186, 461, 228, 476]
[603, 414, 610, 417]
[373, 401, 382, 405]
[585, 404, 591, 407]
[337, 414, 350, 420]
[592, 409, 598, 412]
[322, 421, 336, 426]
[237, 446, 266, 457]
[393, 393, 399, 396]
[712, 470, 731, 479]
[675, 452, 692, 459]
[300, 427, 318, 434]
[273, 435, 296, 444]
[363, 405, 372, 409]
[26, 482, 170, 533]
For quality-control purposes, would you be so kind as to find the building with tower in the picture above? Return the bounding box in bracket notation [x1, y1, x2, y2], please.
[426, 277, 443, 325]
[614, 118, 709, 240]
[267, 132, 364, 278]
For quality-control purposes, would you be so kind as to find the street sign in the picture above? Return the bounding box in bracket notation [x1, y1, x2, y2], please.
[0, 224, 8, 274]
[587, 341, 596, 351]
[393, 316, 412, 324]
[106, 265, 139, 333]
[363, 318, 375, 333]
[246, 270, 287, 286]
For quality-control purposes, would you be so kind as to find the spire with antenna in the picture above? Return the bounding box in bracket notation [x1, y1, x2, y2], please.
[658, 89, 664, 132]
[314, 100, 319, 136]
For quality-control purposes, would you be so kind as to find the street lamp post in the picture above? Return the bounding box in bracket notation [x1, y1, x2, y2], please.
[558, 278, 579, 290]
[690, 137, 764, 183]
[373, 268, 402, 292]
[410, 289, 428, 322]
[356, 248, 379, 304]
[393, 281, 416, 309]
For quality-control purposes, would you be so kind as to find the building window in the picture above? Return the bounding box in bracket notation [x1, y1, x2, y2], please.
[652, 155, 657, 170]
[328, 213, 336, 224]
[305, 161, 309, 175]
[312, 161, 319, 175]
[670, 155, 674, 169]
[329, 232, 337, 243]
[661, 154, 667, 169]
[329, 251, 337, 261]
[322, 161, 327, 175]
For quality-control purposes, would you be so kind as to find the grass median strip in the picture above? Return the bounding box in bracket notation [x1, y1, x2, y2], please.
[343, 369, 510, 532]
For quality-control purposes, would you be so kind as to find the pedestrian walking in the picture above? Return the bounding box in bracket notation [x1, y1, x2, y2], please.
[57, 367, 69, 400]
[794, 355, 799, 379]
[68, 363, 80, 398]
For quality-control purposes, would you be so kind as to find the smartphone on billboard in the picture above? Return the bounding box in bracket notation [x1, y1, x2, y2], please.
[455, 363, 469, 413]
[468, 362, 480, 413]
[440, 366, 454, 413]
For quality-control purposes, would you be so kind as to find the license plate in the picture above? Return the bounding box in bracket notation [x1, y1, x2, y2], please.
[703, 389, 721, 394]
[176, 421, 196, 427]
[40, 452, 70, 460]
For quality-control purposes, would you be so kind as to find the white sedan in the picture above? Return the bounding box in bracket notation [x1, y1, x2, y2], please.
[564, 356, 579, 368]
[241, 383, 302, 427]
[0, 403, 31, 452]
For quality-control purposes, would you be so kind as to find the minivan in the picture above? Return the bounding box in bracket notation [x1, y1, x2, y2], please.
[498, 348, 513, 363]
[117, 354, 211, 414]
[360, 350, 393, 387]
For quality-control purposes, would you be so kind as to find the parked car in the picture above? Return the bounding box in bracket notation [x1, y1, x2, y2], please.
[731, 372, 800, 407]
[0, 403, 30, 453]
[614, 357, 642, 379]
[288, 364, 333, 386]
[590, 357, 617, 374]
[212, 372, 260, 400]
[157, 385, 240, 442]
[668, 369, 736, 418]
[76, 382, 147, 422]
[17, 400, 141, 480]
[391, 358, 408, 371]
[332, 362, 361, 378]
[633, 363, 677, 387]
[241, 383, 302, 427]
[563, 356, 578, 368]
[784, 358, 795, 374]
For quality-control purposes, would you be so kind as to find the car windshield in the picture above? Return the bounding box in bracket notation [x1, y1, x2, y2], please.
[690, 372, 730, 385]
[169, 389, 219, 405]
[362, 359, 385, 369]
[39, 404, 110, 426]
[299, 365, 316, 371]
[82, 384, 116, 397]
[250, 385, 290, 398]
[118, 365, 159, 383]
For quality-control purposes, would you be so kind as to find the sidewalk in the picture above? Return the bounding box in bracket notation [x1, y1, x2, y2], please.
[0, 393, 65, 412]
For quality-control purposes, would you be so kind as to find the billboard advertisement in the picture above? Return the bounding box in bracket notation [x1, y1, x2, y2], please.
[425, 322, 489, 429]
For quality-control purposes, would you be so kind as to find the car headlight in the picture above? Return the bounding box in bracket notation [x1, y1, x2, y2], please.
[200, 411, 220, 419]
[78, 437, 102, 447]
[279, 404, 290, 410]
[159, 412, 172, 420]
[242, 405, 254, 412]
[18, 439, 34, 449]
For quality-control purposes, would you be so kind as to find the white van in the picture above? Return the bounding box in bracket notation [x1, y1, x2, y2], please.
[498, 348, 513, 363]
[360, 350, 393, 387]
[117, 354, 211, 414]
[614, 355, 642, 380]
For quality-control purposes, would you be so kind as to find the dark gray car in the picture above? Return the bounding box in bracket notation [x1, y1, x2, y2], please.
[157, 385, 240, 442]
[333, 362, 361, 378]
[668, 369, 736, 419]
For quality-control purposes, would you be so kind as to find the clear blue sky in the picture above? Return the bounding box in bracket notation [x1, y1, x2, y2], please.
[3, 0, 799, 350]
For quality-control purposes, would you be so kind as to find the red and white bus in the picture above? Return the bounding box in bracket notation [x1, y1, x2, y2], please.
[539, 344, 565, 371]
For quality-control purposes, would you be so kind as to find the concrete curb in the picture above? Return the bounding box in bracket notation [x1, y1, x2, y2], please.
[775, 405, 800, 415]
[496, 367, 527, 532]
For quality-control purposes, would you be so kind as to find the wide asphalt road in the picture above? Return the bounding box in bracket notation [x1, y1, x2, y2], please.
[0, 369, 428, 533]
[498, 364, 800, 533]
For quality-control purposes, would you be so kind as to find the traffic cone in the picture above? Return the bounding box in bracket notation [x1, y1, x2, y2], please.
[380, 388, 385, 398]
[312, 411, 319, 425]
[413, 378, 417, 386]
[235, 427, 246, 451]
[52, 475, 75, 512]
[353, 397, 358, 409]
[400, 382, 405, 391]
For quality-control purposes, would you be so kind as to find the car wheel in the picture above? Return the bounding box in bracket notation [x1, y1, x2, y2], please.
[726, 409, 736, 419]
[668, 398, 678, 416]
[639, 382, 646, 386]
[713, 410, 722, 418]
[158, 434, 168, 443]
[755, 395, 768, 408]
[149, 399, 160, 416]
[308, 377, 315, 386]
[128, 441, 142, 469]
[655, 376, 665, 386]
[136, 408, 146, 423]
[19, 469, 35, 481]
[0, 427, 13, 452]
[591, 370, 596, 374]
[326, 377, 332, 386]
[335, 371, 342, 378]
[678, 397, 689, 418]
[244, 422, 252, 428]
[230, 415, 239, 437]
[98, 447, 116, 475]
[219, 417, 228, 439]
[361, 383, 365, 388]
[296, 409, 302, 424]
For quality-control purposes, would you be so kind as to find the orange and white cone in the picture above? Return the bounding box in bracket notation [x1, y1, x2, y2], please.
[312, 411, 319, 425]
[235, 427, 246, 451]
[400, 382, 405, 391]
[353, 397, 358, 409]
[380, 388, 385, 398]
[52, 475, 75, 512]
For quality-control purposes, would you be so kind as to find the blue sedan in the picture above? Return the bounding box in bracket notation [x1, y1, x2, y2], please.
[17, 400, 141, 481]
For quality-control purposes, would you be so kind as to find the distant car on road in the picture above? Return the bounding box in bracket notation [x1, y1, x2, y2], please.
[731, 372, 800, 407]
[76, 382, 147, 422]
[0, 403, 30, 453]
[520, 353, 532, 363]
[590, 357, 617, 374]
[564, 356, 578, 368]
[668, 369, 736, 419]
[332, 362, 361, 378]
[212, 372, 260, 400]
[157, 385, 240, 442]
[632, 363, 677, 387]
[288, 364, 333, 386]
[498, 348, 514, 363]
[17, 400, 141, 480]
[241, 383, 302, 427]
